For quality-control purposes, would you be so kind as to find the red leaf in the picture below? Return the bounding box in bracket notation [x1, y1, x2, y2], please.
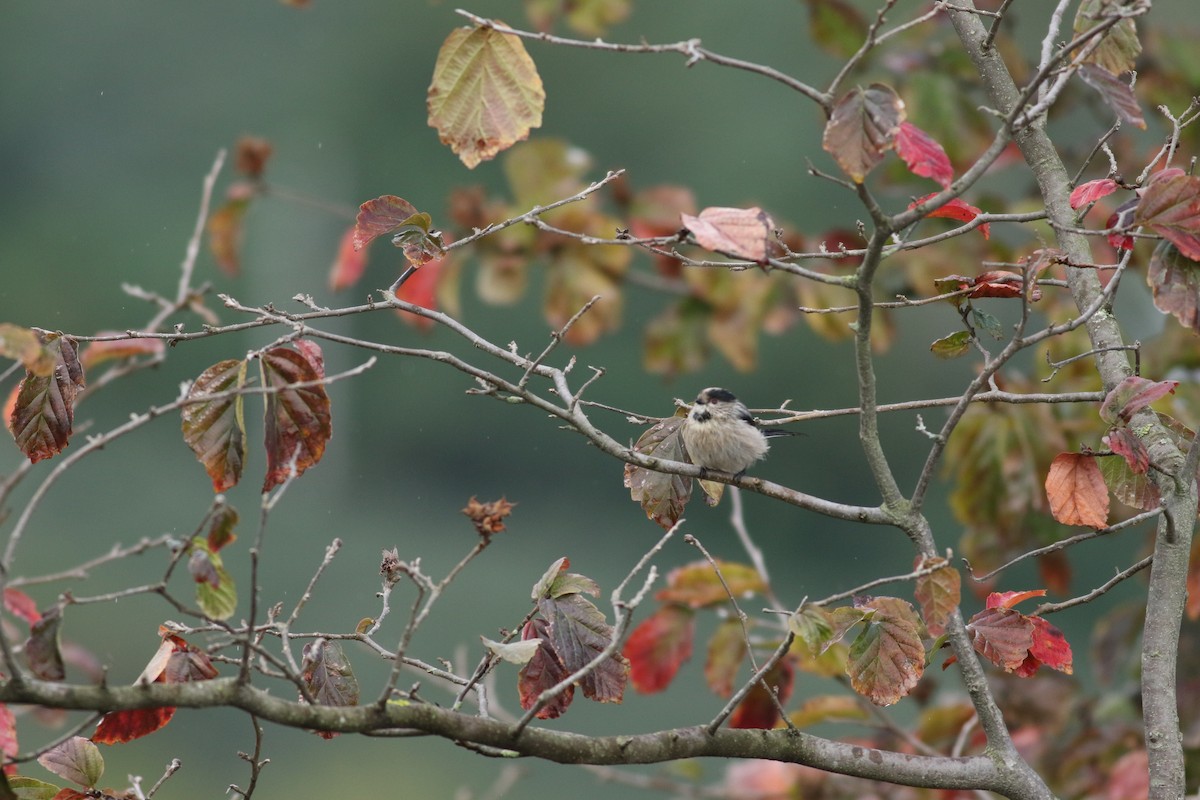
[909, 193, 990, 239]
[1045, 453, 1110, 528]
[1135, 171, 1200, 260]
[681, 206, 776, 262]
[394, 259, 444, 331]
[93, 707, 176, 745]
[352, 195, 421, 251]
[517, 618, 574, 719]
[329, 225, 368, 292]
[729, 658, 793, 729]
[4, 588, 40, 624]
[260, 343, 332, 492]
[624, 605, 694, 693]
[896, 122, 952, 188]
[968, 270, 1034, 299]
[1070, 178, 1119, 209]
[1020, 616, 1073, 676]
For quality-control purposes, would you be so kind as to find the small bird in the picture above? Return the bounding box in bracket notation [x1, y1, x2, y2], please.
[680, 387, 789, 503]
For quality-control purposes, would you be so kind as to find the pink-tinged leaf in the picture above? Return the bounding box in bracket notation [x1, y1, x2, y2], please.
[704, 618, 747, 697]
[518, 618, 574, 719]
[1070, 178, 1119, 209]
[729, 658, 793, 729]
[260, 343, 332, 492]
[37, 737, 103, 789]
[1148, 241, 1200, 331]
[966, 606, 1034, 671]
[1105, 749, 1149, 800]
[1135, 172, 1200, 259]
[624, 604, 694, 693]
[0, 704, 15, 776]
[657, 560, 767, 609]
[1099, 429, 1147, 472]
[913, 556, 960, 638]
[9, 333, 84, 463]
[80, 333, 164, 371]
[427, 25, 545, 169]
[846, 596, 925, 706]
[1018, 616, 1073, 676]
[624, 414, 692, 529]
[681, 206, 776, 262]
[181, 359, 248, 493]
[1100, 376, 1179, 424]
[969, 270, 1036, 300]
[1077, 63, 1146, 129]
[909, 194, 990, 239]
[329, 226, 368, 291]
[822, 83, 906, 183]
[4, 587, 41, 624]
[985, 590, 1047, 610]
[1045, 453, 1110, 529]
[896, 122, 952, 188]
[351, 195, 421, 252]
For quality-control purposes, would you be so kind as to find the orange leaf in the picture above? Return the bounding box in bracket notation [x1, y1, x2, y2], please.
[985, 589, 1047, 609]
[624, 604, 694, 693]
[1045, 453, 1109, 528]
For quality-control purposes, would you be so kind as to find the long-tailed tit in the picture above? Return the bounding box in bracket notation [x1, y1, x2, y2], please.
[680, 388, 787, 480]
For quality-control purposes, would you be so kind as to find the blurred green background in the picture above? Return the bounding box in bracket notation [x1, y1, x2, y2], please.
[0, 1, 1194, 797]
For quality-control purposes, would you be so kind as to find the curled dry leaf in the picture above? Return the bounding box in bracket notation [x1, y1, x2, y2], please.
[681, 206, 777, 262]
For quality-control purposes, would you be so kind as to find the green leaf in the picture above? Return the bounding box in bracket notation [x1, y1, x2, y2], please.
[190, 541, 237, 621]
[427, 25, 545, 169]
[1073, 0, 1141, 76]
[0, 324, 54, 376]
[971, 309, 1003, 340]
[8, 775, 61, 799]
[181, 359, 248, 492]
[930, 330, 971, 359]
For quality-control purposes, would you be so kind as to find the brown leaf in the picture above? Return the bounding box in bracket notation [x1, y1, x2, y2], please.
[234, 136, 274, 178]
[822, 83, 905, 183]
[1147, 241, 1200, 331]
[0, 324, 55, 376]
[181, 359, 248, 492]
[965, 606, 1034, 671]
[1136, 172, 1200, 259]
[427, 25, 545, 169]
[37, 737, 103, 789]
[538, 593, 628, 703]
[25, 603, 65, 681]
[913, 556, 960, 638]
[206, 185, 254, 276]
[260, 343, 332, 492]
[9, 332, 84, 463]
[1045, 453, 1110, 528]
[624, 414, 692, 528]
[461, 496, 515, 539]
[1077, 63, 1145, 129]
